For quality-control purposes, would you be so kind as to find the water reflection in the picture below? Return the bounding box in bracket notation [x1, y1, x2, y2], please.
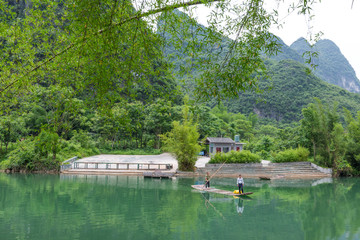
[0, 173, 360, 240]
[236, 198, 244, 215]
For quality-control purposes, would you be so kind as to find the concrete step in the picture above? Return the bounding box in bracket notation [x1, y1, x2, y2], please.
[198, 162, 331, 177]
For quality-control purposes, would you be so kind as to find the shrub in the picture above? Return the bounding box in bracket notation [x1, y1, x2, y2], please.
[101, 148, 162, 155]
[257, 150, 270, 160]
[59, 139, 100, 161]
[0, 159, 10, 170]
[70, 130, 96, 149]
[273, 146, 310, 163]
[334, 157, 353, 177]
[160, 103, 201, 171]
[3, 135, 100, 171]
[6, 139, 38, 170]
[209, 150, 261, 164]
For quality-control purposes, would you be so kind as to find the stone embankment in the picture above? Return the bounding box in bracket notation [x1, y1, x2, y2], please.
[57, 154, 332, 179]
[196, 161, 332, 179]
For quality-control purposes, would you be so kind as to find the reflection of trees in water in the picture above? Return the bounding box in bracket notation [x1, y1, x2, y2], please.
[1, 174, 360, 240]
[201, 192, 226, 220]
[266, 179, 360, 240]
[204, 179, 360, 240]
[0, 174, 207, 239]
[300, 180, 360, 240]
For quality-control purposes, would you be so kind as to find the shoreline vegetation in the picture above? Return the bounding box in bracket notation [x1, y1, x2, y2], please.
[1, 2, 359, 177]
[100, 149, 162, 155]
[1, 150, 332, 179]
[1, 169, 330, 179]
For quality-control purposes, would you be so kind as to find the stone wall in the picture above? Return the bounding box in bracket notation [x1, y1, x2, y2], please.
[197, 161, 332, 178]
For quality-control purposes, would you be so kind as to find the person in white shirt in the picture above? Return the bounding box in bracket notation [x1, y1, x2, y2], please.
[237, 199, 244, 215]
[237, 174, 244, 194]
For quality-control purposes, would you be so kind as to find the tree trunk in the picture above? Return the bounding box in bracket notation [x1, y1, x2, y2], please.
[313, 140, 316, 162]
[140, 131, 143, 148]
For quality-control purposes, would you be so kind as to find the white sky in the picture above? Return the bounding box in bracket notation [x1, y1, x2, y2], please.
[192, 0, 360, 79]
[268, 0, 360, 79]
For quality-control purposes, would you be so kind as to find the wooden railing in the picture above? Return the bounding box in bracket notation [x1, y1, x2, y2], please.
[72, 162, 173, 171]
[60, 157, 78, 171]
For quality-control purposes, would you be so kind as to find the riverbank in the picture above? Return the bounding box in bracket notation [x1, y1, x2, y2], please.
[1, 153, 332, 179]
[60, 153, 332, 179]
[59, 170, 331, 179]
[2, 168, 331, 179]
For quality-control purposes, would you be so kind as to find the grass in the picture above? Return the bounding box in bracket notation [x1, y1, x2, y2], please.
[100, 149, 162, 155]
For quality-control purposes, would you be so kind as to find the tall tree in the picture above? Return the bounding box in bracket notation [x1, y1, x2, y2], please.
[344, 109, 360, 172]
[161, 100, 201, 171]
[301, 98, 340, 168]
[0, 0, 318, 104]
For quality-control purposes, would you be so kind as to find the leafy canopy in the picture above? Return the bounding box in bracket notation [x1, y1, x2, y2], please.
[0, 0, 319, 105]
[160, 101, 201, 171]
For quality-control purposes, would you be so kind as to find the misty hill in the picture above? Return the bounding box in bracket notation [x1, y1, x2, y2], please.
[159, 10, 360, 123]
[158, 9, 231, 67]
[267, 36, 303, 63]
[222, 59, 360, 123]
[290, 38, 360, 93]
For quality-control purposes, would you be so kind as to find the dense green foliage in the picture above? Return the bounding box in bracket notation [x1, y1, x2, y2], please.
[220, 60, 360, 123]
[290, 38, 360, 93]
[100, 149, 162, 155]
[1, 0, 314, 102]
[208, 150, 261, 164]
[1, 1, 360, 177]
[161, 11, 360, 124]
[1, 131, 100, 171]
[272, 147, 309, 163]
[160, 102, 201, 171]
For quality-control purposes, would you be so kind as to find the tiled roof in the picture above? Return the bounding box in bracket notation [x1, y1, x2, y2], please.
[206, 137, 235, 144]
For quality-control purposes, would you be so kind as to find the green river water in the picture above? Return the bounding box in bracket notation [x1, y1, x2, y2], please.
[0, 173, 359, 240]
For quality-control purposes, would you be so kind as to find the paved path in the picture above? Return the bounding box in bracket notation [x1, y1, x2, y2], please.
[70, 153, 210, 173]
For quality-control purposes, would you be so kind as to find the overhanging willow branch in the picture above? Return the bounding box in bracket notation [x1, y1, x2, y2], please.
[0, 0, 221, 94]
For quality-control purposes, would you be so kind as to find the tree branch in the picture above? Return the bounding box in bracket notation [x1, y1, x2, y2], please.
[0, 0, 221, 94]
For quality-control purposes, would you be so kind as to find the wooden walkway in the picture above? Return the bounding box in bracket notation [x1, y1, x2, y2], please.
[191, 185, 253, 196]
[73, 162, 173, 171]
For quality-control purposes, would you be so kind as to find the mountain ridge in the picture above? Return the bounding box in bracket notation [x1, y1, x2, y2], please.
[160, 10, 360, 123]
[290, 37, 360, 93]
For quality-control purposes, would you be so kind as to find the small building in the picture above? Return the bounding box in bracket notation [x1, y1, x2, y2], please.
[205, 136, 245, 158]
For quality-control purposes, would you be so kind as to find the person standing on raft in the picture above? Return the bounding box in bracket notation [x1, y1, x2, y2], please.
[205, 172, 210, 188]
[237, 174, 244, 194]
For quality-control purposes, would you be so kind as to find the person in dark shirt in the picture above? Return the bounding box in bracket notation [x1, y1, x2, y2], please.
[205, 172, 210, 188]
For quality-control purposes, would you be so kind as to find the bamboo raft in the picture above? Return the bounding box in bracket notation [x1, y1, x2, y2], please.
[259, 175, 285, 180]
[191, 185, 253, 196]
[143, 171, 175, 179]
